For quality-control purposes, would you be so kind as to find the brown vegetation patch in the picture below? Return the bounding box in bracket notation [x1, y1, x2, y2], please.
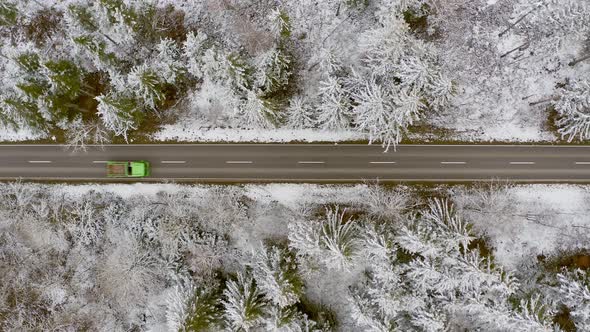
[545, 250, 590, 271]
[24, 8, 64, 47]
[553, 305, 576, 332]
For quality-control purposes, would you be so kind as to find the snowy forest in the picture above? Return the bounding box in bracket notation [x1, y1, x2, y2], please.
[1, 0, 590, 146]
[3, 0, 590, 331]
[1, 182, 590, 331]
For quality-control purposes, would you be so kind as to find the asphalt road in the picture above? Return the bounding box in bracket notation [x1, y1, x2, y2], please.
[1, 144, 590, 182]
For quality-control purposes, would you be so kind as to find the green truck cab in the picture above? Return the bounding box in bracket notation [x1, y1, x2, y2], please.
[106, 161, 150, 178]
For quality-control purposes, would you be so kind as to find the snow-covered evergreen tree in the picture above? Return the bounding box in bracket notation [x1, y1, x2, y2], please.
[127, 63, 165, 109]
[317, 76, 352, 130]
[289, 205, 362, 272]
[250, 244, 303, 309]
[239, 89, 277, 129]
[222, 272, 269, 331]
[396, 198, 473, 258]
[320, 206, 361, 270]
[183, 31, 208, 79]
[255, 47, 291, 95]
[285, 95, 315, 129]
[557, 269, 590, 330]
[153, 38, 184, 84]
[95, 93, 138, 140]
[167, 277, 224, 332]
[346, 4, 452, 149]
[268, 8, 291, 39]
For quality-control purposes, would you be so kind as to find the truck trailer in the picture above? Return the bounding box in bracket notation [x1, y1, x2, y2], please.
[106, 161, 150, 177]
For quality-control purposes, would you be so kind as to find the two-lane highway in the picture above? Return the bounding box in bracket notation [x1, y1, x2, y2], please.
[2, 144, 590, 182]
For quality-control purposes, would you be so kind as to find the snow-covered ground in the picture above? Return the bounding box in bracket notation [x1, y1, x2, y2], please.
[153, 120, 366, 142]
[453, 184, 590, 270]
[0, 124, 45, 141]
[429, 0, 590, 142]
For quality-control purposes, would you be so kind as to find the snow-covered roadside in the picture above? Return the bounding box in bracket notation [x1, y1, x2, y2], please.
[152, 120, 366, 143]
[452, 184, 590, 270]
[0, 125, 45, 141]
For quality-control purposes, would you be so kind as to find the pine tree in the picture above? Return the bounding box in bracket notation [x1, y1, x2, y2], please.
[95, 93, 139, 140]
[317, 76, 352, 130]
[360, 15, 409, 77]
[268, 8, 291, 39]
[285, 95, 315, 129]
[44, 60, 82, 98]
[183, 31, 208, 79]
[427, 73, 454, 110]
[127, 63, 165, 109]
[318, 47, 344, 77]
[351, 7, 452, 149]
[154, 38, 184, 84]
[250, 244, 303, 309]
[396, 198, 473, 257]
[170, 279, 224, 332]
[351, 77, 424, 151]
[557, 269, 590, 330]
[222, 272, 268, 331]
[288, 214, 322, 264]
[239, 89, 276, 129]
[526, 0, 590, 47]
[95, 0, 138, 50]
[288, 206, 362, 272]
[255, 47, 291, 95]
[507, 295, 556, 331]
[2, 96, 46, 130]
[226, 52, 253, 92]
[72, 34, 119, 71]
[363, 184, 411, 221]
[320, 206, 361, 271]
[0, 0, 17, 27]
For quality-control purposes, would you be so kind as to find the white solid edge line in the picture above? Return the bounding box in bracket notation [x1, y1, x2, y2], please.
[369, 161, 396, 164]
[28, 160, 52, 163]
[509, 162, 536, 165]
[161, 161, 186, 164]
[225, 161, 253, 164]
[440, 161, 466, 164]
[575, 162, 590, 165]
[298, 161, 325, 164]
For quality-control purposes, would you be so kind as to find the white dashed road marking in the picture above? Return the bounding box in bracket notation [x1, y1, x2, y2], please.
[440, 161, 466, 165]
[370, 161, 397, 164]
[28, 160, 52, 164]
[298, 161, 325, 164]
[575, 162, 590, 165]
[510, 162, 535, 165]
[161, 161, 186, 164]
[226, 161, 253, 164]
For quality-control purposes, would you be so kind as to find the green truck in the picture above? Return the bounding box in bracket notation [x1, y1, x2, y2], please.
[106, 161, 150, 178]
